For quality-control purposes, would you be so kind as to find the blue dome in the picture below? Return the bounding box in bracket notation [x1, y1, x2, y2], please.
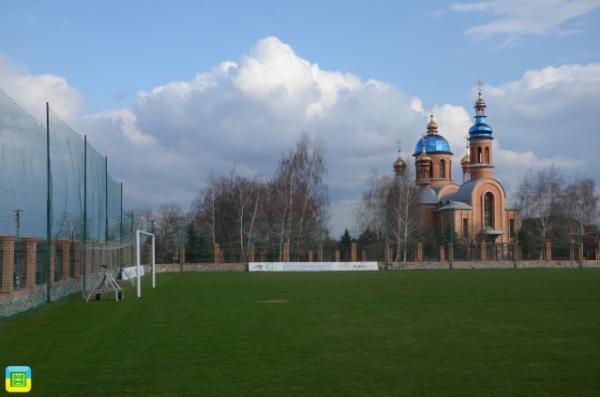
[469, 115, 493, 138]
[413, 134, 452, 156]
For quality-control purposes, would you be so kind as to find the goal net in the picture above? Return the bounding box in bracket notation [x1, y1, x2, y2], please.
[83, 229, 155, 301]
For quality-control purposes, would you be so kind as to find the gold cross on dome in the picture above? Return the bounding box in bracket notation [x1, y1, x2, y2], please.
[476, 80, 484, 96]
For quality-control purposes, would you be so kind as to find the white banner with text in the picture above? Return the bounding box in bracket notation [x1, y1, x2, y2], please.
[248, 262, 379, 272]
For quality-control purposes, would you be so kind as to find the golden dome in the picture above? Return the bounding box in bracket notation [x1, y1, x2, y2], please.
[461, 137, 470, 165]
[475, 94, 486, 109]
[393, 150, 406, 171]
[426, 114, 438, 135]
[461, 151, 470, 165]
[417, 144, 431, 162]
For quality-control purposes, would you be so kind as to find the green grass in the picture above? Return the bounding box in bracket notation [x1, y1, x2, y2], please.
[1, 269, 599, 396]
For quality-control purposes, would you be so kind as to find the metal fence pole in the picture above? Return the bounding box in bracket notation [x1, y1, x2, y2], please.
[82, 135, 87, 293]
[46, 102, 52, 303]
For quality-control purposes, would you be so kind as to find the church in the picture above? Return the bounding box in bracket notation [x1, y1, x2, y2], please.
[393, 89, 520, 244]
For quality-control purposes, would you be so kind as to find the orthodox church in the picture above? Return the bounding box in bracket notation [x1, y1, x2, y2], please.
[393, 89, 520, 244]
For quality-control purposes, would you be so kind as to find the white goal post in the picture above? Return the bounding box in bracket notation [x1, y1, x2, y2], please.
[136, 230, 156, 298]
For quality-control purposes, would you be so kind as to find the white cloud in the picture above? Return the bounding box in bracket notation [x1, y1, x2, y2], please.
[0, 54, 83, 123]
[452, 0, 600, 41]
[1, 39, 599, 235]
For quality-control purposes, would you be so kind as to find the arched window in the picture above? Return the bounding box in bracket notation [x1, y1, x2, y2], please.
[485, 147, 490, 163]
[484, 192, 494, 228]
[439, 159, 446, 178]
[477, 147, 482, 163]
[429, 164, 433, 179]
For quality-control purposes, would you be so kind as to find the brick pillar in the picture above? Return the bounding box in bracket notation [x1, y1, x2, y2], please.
[439, 245, 445, 262]
[512, 243, 519, 262]
[416, 242, 423, 262]
[544, 241, 552, 261]
[569, 244, 575, 262]
[283, 242, 290, 262]
[248, 243, 255, 262]
[24, 237, 36, 289]
[0, 236, 15, 293]
[361, 250, 367, 261]
[179, 245, 186, 265]
[384, 244, 391, 263]
[308, 250, 313, 262]
[335, 249, 340, 262]
[318, 243, 323, 262]
[213, 243, 220, 264]
[60, 239, 70, 281]
[145, 241, 152, 265]
[49, 240, 56, 286]
[73, 241, 81, 279]
[448, 244, 454, 263]
[577, 242, 584, 262]
[480, 241, 487, 261]
[260, 250, 266, 262]
[350, 242, 357, 262]
[466, 243, 472, 261]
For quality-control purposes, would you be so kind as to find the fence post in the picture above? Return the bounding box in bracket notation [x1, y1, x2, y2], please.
[73, 241, 81, 279]
[448, 244, 454, 267]
[480, 241, 487, 261]
[180, 245, 186, 265]
[512, 243, 519, 268]
[318, 243, 323, 262]
[439, 245, 445, 263]
[416, 242, 423, 262]
[351, 242, 357, 262]
[60, 239, 70, 281]
[308, 250, 313, 262]
[49, 240, 56, 287]
[213, 243, 220, 264]
[248, 243, 255, 263]
[335, 249, 340, 262]
[283, 242, 290, 262]
[24, 237, 36, 289]
[466, 242, 472, 261]
[569, 244, 574, 262]
[384, 244, 391, 263]
[361, 249, 367, 262]
[577, 242, 584, 267]
[0, 236, 15, 294]
[544, 241, 552, 261]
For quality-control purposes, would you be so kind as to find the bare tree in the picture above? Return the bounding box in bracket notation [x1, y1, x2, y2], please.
[357, 162, 423, 262]
[155, 204, 186, 263]
[388, 165, 422, 262]
[561, 177, 598, 242]
[517, 166, 564, 257]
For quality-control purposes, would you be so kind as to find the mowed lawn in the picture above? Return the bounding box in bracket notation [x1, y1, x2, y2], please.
[1, 270, 599, 396]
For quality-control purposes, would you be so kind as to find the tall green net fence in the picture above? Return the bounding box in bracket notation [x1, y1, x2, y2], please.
[0, 88, 147, 311]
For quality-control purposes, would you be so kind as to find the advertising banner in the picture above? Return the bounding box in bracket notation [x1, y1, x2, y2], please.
[248, 262, 378, 272]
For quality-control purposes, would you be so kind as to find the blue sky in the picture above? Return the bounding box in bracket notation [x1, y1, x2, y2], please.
[1, 1, 600, 235]
[3, 1, 598, 112]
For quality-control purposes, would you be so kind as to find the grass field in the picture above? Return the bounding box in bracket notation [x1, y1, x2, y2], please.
[1, 269, 599, 396]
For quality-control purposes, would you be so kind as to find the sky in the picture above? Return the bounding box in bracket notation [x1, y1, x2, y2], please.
[1, 0, 600, 236]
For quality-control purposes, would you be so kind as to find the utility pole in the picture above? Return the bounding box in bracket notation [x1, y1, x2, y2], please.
[46, 102, 52, 303]
[82, 135, 87, 293]
[15, 209, 22, 239]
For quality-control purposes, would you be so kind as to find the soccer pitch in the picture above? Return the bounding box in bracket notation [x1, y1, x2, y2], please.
[1, 270, 599, 396]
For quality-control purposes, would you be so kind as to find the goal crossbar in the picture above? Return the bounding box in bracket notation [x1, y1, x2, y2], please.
[136, 230, 156, 298]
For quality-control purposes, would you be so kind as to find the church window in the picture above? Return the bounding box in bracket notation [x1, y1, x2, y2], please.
[485, 147, 490, 163]
[484, 192, 494, 228]
[477, 147, 482, 163]
[440, 159, 446, 178]
[429, 165, 433, 179]
[463, 219, 469, 238]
